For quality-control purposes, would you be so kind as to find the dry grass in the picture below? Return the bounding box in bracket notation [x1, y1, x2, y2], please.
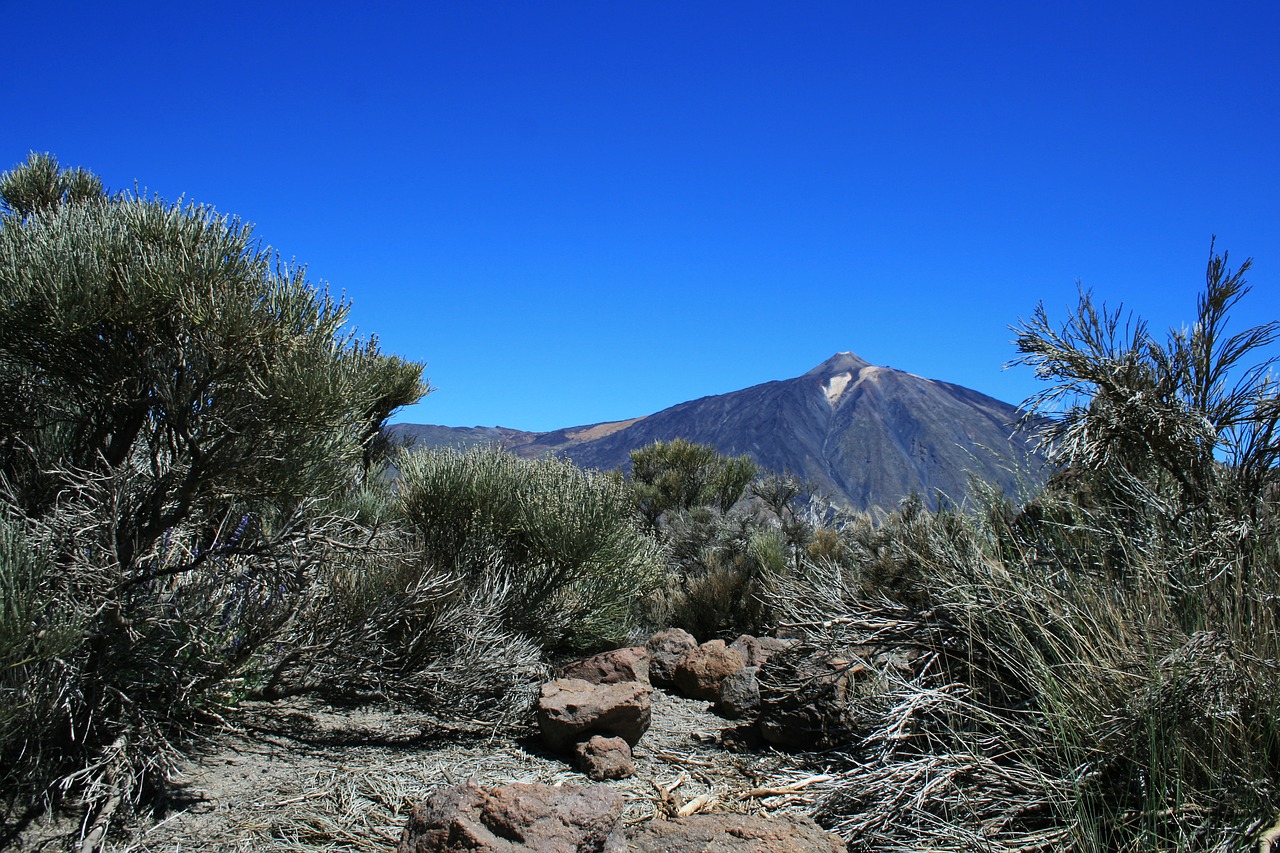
[763, 489, 1280, 853]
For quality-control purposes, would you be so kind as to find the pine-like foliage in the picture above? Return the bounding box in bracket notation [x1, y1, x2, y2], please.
[0, 154, 427, 835]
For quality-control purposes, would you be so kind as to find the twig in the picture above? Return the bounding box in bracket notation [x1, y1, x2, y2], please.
[677, 793, 715, 816]
[265, 791, 330, 808]
[77, 788, 121, 853]
[1259, 814, 1280, 853]
[741, 774, 832, 798]
[653, 751, 718, 767]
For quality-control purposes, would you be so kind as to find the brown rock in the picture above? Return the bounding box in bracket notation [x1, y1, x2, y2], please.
[560, 647, 650, 684]
[758, 647, 861, 749]
[673, 640, 745, 701]
[730, 634, 796, 667]
[715, 665, 760, 718]
[645, 628, 698, 688]
[627, 813, 844, 852]
[537, 678, 652, 752]
[573, 735, 635, 780]
[398, 779, 626, 852]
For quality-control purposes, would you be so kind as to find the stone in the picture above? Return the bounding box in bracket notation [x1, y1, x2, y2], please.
[716, 665, 760, 718]
[559, 646, 650, 685]
[573, 735, 635, 780]
[645, 627, 698, 688]
[627, 813, 845, 852]
[673, 639, 745, 701]
[537, 678, 652, 752]
[758, 647, 863, 750]
[729, 634, 795, 667]
[397, 779, 626, 852]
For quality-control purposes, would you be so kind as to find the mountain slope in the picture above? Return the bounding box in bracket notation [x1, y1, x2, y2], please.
[390, 352, 1045, 511]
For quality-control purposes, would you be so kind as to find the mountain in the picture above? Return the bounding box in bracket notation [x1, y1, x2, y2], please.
[388, 352, 1046, 511]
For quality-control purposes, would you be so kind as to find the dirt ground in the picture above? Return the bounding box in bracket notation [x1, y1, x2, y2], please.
[13, 688, 837, 851]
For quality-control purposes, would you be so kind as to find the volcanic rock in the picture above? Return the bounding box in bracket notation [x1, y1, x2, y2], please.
[673, 640, 745, 701]
[559, 647, 650, 685]
[397, 779, 626, 852]
[627, 812, 844, 852]
[645, 628, 698, 688]
[730, 634, 795, 667]
[573, 735, 635, 781]
[716, 665, 761, 718]
[536, 678, 652, 752]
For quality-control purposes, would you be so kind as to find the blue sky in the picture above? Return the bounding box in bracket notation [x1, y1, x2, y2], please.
[5, 2, 1278, 431]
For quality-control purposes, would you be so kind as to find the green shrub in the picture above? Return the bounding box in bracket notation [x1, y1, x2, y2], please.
[252, 496, 550, 727]
[0, 514, 84, 812]
[641, 504, 788, 638]
[0, 153, 426, 828]
[629, 438, 758, 527]
[394, 445, 664, 651]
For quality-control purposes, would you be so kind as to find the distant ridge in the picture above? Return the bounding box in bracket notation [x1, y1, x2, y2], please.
[389, 353, 1045, 511]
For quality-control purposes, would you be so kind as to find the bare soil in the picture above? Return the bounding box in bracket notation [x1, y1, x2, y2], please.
[13, 687, 835, 851]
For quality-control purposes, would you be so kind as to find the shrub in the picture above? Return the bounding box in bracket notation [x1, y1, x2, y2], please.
[764, 247, 1280, 851]
[629, 438, 757, 527]
[625, 443, 840, 638]
[394, 445, 665, 651]
[0, 514, 84, 815]
[255, 513, 549, 727]
[641, 504, 787, 638]
[238, 476, 550, 727]
[0, 154, 426, 831]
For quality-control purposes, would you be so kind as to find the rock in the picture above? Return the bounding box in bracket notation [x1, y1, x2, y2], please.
[645, 628, 698, 688]
[398, 779, 626, 852]
[537, 678, 652, 752]
[758, 646, 863, 750]
[730, 634, 795, 667]
[627, 813, 844, 852]
[559, 647, 650, 685]
[573, 735, 635, 780]
[673, 640, 745, 701]
[716, 665, 760, 718]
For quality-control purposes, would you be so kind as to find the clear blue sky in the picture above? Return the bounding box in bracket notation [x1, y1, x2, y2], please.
[5, 2, 1278, 431]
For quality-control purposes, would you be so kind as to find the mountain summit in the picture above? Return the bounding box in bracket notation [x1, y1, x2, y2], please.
[391, 354, 1044, 511]
[803, 350, 872, 377]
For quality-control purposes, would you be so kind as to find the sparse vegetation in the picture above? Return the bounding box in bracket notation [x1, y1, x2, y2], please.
[762, 245, 1280, 851]
[3, 153, 1274, 852]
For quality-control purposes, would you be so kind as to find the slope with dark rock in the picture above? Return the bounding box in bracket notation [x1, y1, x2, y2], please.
[557, 352, 1042, 509]
[391, 353, 1044, 511]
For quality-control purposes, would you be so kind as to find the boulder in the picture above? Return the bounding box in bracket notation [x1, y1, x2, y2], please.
[573, 735, 635, 781]
[645, 628, 698, 688]
[758, 647, 864, 750]
[559, 646, 650, 685]
[716, 665, 760, 718]
[673, 640, 745, 701]
[537, 678, 652, 752]
[730, 634, 795, 667]
[627, 813, 844, 852]
[398, 780, 626, 852]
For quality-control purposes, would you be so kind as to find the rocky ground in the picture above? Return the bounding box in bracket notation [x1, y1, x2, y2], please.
[14, 679, 837, 851]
